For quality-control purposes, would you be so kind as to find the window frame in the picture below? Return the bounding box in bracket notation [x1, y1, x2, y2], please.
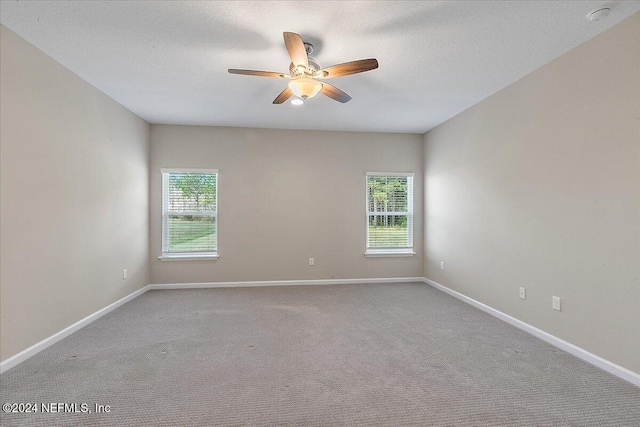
[158, 168, 219, 261]
[365, 172, 415, 257]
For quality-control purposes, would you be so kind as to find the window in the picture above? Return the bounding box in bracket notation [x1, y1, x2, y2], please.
[366, 173, 414, 256]
[160, 169, 218, 260]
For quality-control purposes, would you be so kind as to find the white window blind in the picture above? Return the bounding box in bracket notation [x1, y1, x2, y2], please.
[162, 169, 218, 255]
[366, 173, 414, 253]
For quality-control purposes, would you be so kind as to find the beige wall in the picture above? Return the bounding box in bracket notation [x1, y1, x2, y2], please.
[423, 14, 640, 373]
[150, 125, 423, 284]
[0, 26, 150, 361]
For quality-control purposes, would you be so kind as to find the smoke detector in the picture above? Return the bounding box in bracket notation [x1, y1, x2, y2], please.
[587, 7, 611, 22]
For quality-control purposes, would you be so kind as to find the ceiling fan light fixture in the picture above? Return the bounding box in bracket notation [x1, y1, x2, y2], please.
[288, 78, 322, 99]
[291, 98, 304, 106]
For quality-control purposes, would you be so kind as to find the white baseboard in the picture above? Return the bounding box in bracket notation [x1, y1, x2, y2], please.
[148, 277, 424, 290]
[423, 278, 640, 387]
[0, 285, 150, 374]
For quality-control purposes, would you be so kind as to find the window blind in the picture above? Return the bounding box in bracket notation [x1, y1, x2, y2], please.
[162, 171, 217, 254]
[366, 174, 413, 250]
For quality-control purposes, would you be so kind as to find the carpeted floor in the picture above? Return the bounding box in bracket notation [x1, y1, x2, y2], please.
[1, 283, 639, 426]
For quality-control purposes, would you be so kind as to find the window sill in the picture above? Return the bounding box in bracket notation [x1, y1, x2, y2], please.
[365, 250, 416, 258]
[158, 253, 219, 261]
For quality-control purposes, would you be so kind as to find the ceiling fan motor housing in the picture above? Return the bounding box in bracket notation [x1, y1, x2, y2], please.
[308, 57, 320, 73]
[289, 57, 321, 76]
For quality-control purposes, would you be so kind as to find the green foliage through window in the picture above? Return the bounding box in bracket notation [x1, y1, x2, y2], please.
[163, 171, 218, 253]
[367, 175, 413, 249]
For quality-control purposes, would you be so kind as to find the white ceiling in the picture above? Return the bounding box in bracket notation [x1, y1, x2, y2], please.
[1, 1, 639, 134]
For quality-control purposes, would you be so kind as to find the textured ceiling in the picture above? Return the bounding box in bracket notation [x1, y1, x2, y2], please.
[1, 1, 639, 133]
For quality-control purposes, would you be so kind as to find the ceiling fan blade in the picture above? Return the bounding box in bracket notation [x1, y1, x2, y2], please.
[283, 32, 308, 69]
[273, 87, 294, 104]
[319, 59, 379, 78]
[228, 69, 287, 78]
[320, 83, 352, 103]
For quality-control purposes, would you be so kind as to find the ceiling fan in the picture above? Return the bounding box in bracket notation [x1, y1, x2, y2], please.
[228, 32, 378, 104]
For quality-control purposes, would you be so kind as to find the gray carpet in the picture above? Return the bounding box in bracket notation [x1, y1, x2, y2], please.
[1, 283, 639, 426]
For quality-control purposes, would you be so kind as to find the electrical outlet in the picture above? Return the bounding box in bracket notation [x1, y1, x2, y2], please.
[309, 258, 314, 266]
[123, 269, 128, 280]
[519, 287, 526, 299]
[552, 296, 561, 311]
[440, 261, 445, 270]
